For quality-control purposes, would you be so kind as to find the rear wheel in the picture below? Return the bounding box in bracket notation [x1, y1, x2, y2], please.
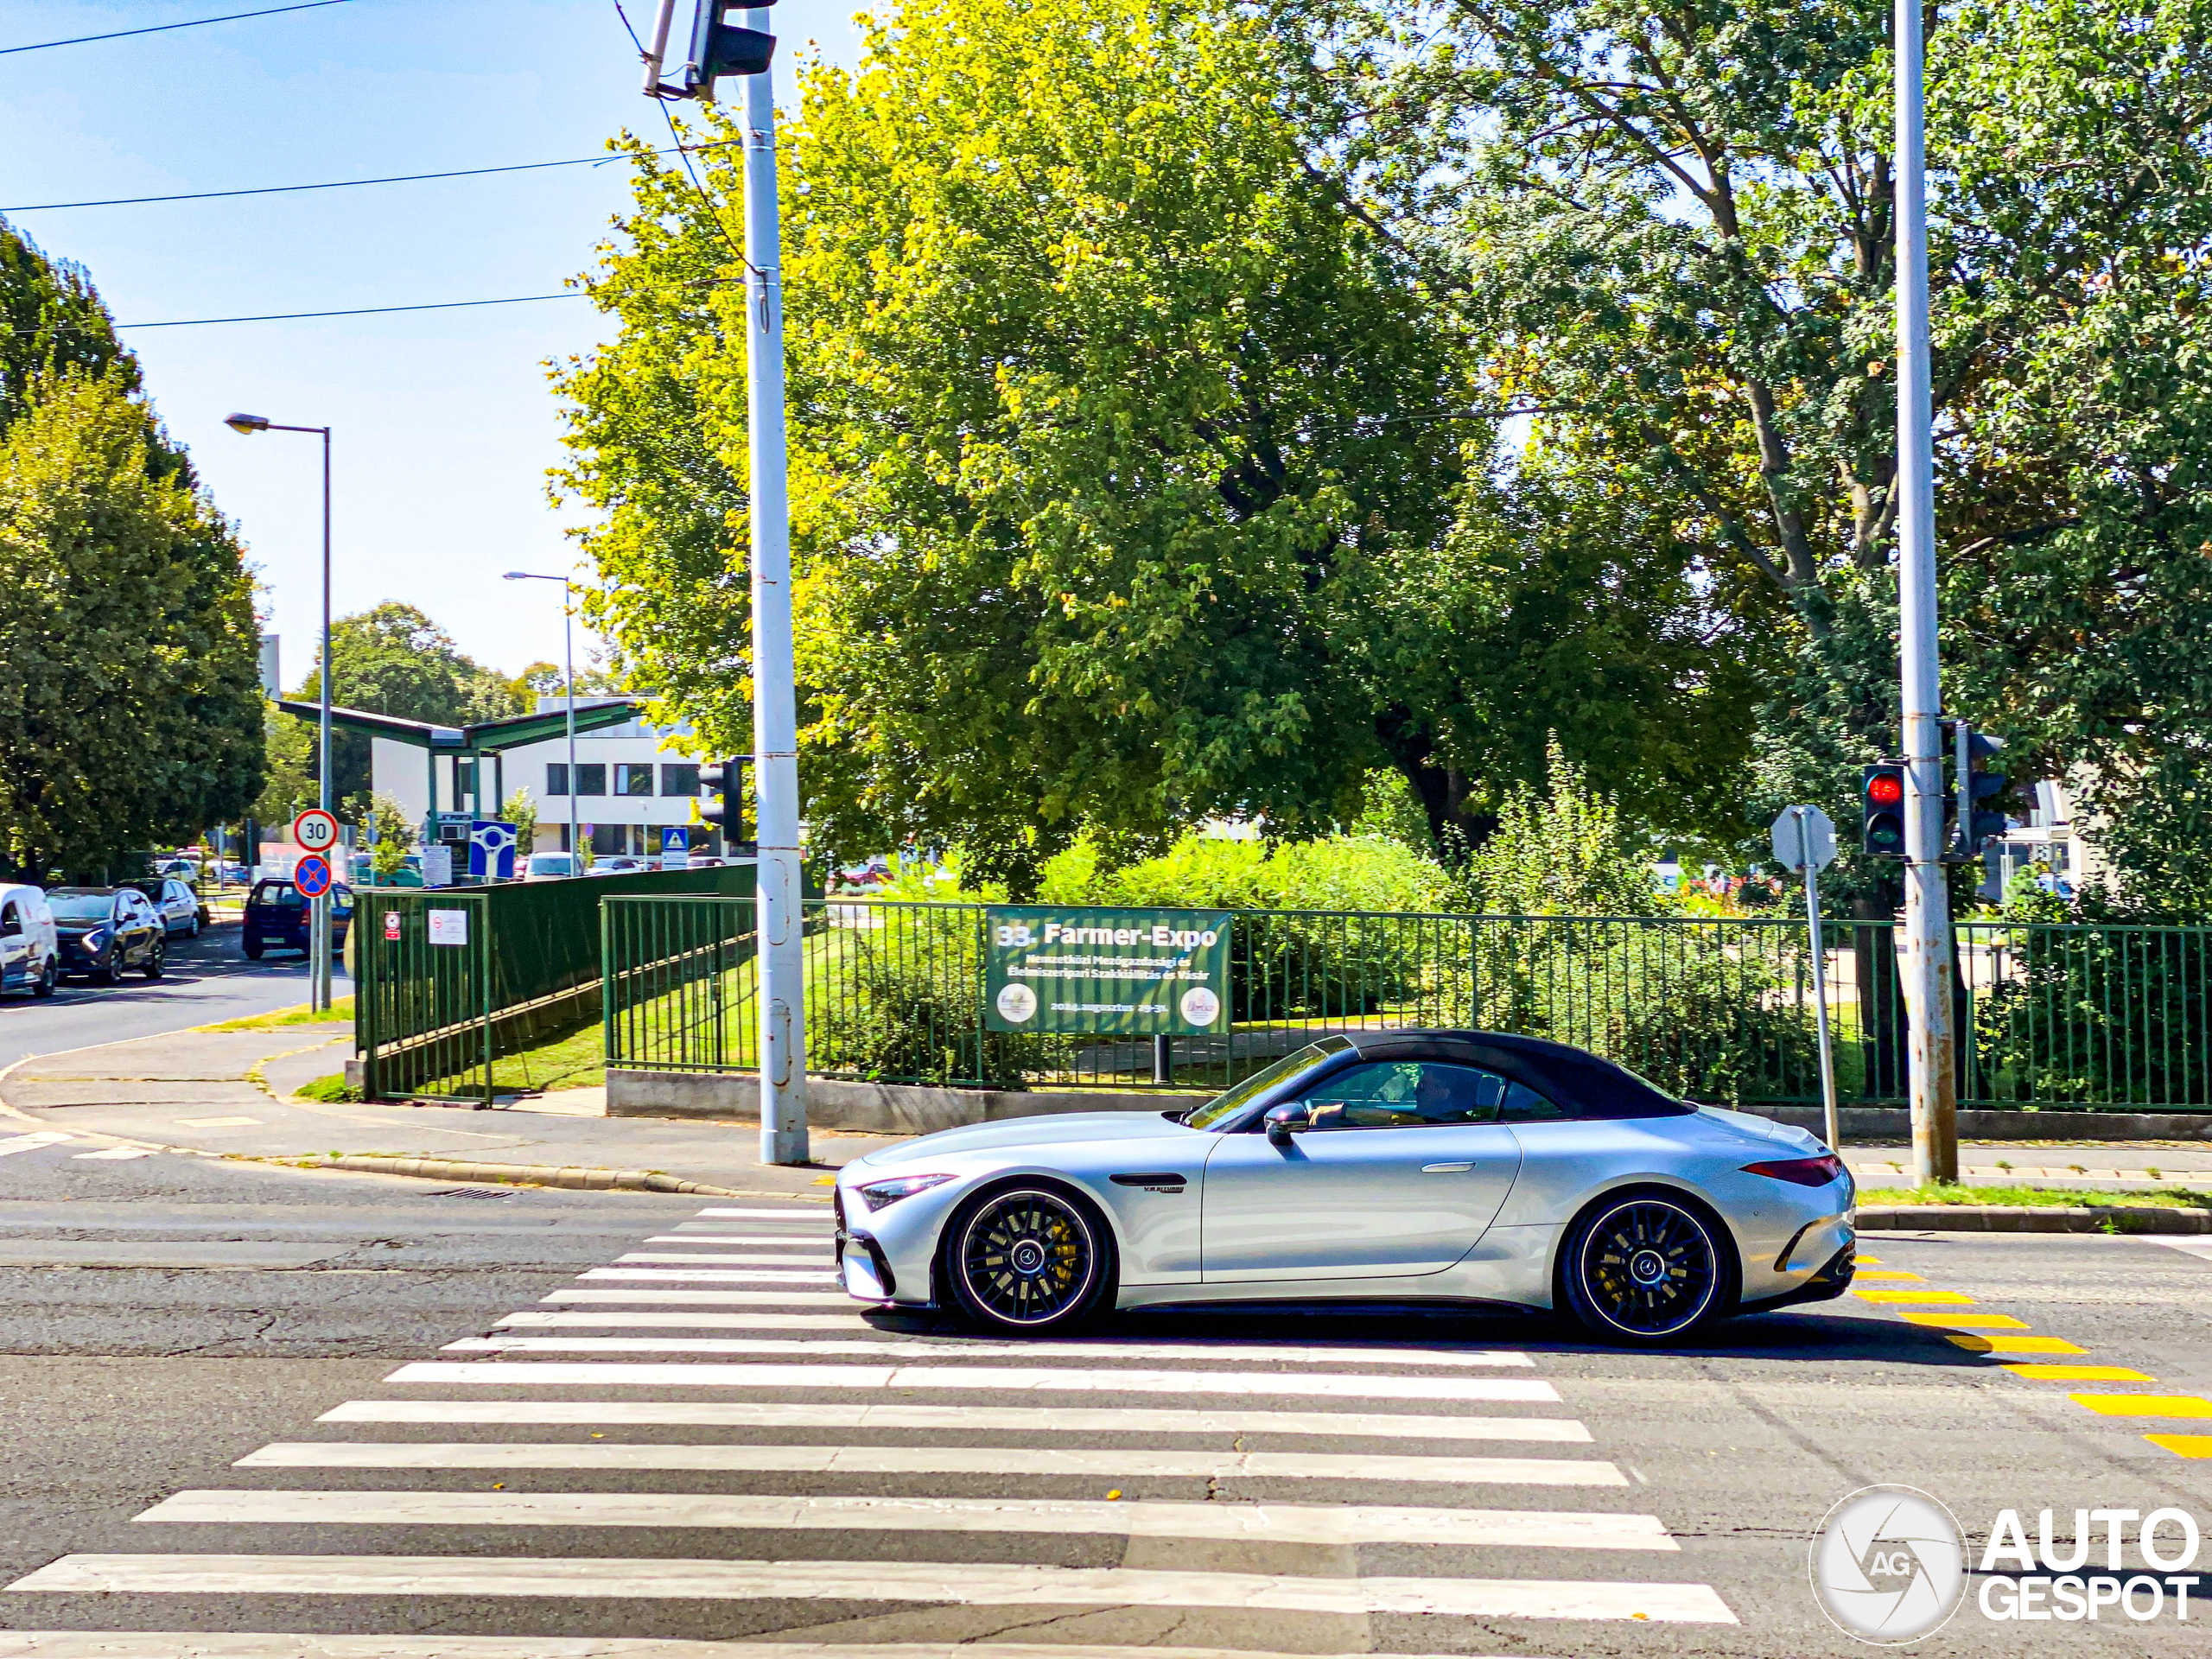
[242, 938, 264, 960]
[33, 959, 55, 998]
[1560, 1191, 1734, 1345]
[142, 939, 164, 980]
[943, 1183, 1116, 1334]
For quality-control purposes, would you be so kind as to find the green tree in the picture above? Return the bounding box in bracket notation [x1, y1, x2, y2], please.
[556, 0, 1745, 889]
[360, 791, 417, 880]
[0, 371, 263, 880]
[500, 787, 538, 855]
[279, 602, 525, 807]
[1282, 0, 2212, 903]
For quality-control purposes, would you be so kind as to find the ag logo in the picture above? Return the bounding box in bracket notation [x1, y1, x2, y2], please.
[995, 982, 1038, 1025]
[1808, 1484, 1966, 1643]
[1179, 985, 1220, 1027]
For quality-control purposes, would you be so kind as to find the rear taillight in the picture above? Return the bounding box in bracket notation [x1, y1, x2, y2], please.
[1743, 1154, 1847, 1187]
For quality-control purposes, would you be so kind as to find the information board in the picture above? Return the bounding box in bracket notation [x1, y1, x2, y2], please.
[984, 906, 1231, 1035]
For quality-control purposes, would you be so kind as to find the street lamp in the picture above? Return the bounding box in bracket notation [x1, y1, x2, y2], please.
[226, 411, 335, 1012]
[505, 571, 580, 875]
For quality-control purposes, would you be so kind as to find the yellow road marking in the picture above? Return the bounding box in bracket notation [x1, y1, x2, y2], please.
[1853, 1270, 1924, 1281]
[1901, 1313, 2029, 1329]
[1854, 1289, 1974, 1305]
[2147, 1434, 2212, 1458]
[2006, 1365, 2155, 1382]
[2069, 1395, 2212, 1418]
[1946, 1334, 2087, 1356]
[1853, 1255, 1882, 1265]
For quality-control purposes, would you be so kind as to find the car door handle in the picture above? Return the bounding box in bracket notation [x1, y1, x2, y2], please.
[1421, 1161, 1474, 1173]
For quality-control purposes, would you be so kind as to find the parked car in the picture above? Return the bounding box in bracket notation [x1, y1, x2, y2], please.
[244, 878, 353, 959]
[0, 884, 59, 998]
[350, 852, 424, 888]
[122, 876, 207, 938]
[591, 856, 643, 876]
[523, 852, 579, 880]
[48, 887, 166, 982]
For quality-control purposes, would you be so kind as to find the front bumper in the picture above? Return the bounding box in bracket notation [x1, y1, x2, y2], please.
[831, 1186, 901, 1301]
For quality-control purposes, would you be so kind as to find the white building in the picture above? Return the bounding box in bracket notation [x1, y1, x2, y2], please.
[363, 696, 740, 861]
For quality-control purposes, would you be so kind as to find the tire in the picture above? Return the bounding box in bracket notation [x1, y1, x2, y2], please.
[91, 950, 118, 987]
[33, 959, 55, 998]
[942, 1182, 1117, 1334]
[143, 939, 164, 980]
[243, 938, 264, 961]
[188, 918, 200, 938]
[1558, 1189, 1736, 1345]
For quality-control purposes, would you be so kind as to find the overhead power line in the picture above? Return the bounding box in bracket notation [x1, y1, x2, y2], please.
[0, 1, 349, 56]
[2, 142, 739, 213]
[118, 293, 586, 328]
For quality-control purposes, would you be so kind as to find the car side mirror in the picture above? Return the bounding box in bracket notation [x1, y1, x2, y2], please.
[1265, 1103, 1312, 1147]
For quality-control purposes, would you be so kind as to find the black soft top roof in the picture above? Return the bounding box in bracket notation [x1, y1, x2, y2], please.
[1339, 1028, 1694, 1120]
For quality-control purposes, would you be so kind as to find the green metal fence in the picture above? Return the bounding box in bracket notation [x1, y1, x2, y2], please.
[599, 899, 2212, 1114]
[356, 890, 493, 1104]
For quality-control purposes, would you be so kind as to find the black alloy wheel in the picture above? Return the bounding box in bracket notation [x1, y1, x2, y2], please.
[91, 949, 118, 986]
[1562, 1193, 1730, 1344]
[142, 938, 164, 980]
[946, 1185, 1113, 1332]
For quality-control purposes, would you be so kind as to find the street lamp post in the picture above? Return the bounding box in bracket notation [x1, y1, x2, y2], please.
[226, 412, 334, 1012]
[505, 572, 580, 873]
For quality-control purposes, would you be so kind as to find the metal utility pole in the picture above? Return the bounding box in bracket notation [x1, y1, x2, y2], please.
[738, 15, 809, 1166]
[1893, 0, 1958, 1185]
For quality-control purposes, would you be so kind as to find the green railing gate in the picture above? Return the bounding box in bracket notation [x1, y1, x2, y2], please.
[357, 889, 494, 1105]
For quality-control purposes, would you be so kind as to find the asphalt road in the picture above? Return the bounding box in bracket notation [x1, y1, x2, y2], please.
[0, 1135, 2209, 1656]
[0, 929, 350, 1070]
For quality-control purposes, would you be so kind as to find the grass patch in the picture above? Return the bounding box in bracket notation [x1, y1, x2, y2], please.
[488, 1019, 606, 1093]
[1862, 1182, 2212, 1210]
[293, 1071, 361, 1103]
[200, 996, 355, 1033]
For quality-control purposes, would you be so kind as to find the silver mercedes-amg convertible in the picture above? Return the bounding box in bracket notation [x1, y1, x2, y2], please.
[832, 1030, 1856, 1344]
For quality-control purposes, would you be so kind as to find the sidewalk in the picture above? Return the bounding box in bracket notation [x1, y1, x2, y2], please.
[0, 1026, 880, 1199]
[10, 1023, 2212, 1200]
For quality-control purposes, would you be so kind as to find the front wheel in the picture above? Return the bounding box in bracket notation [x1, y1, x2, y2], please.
[943, 1184, 1116, 1333]
[1559, 1192, 1734, 1345]
[91, 951, 118, 986]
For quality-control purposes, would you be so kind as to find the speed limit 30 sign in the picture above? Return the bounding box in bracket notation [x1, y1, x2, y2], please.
[292, 808, 340, 853]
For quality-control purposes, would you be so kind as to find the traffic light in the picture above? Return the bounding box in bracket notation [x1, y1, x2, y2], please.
[700, 758, 749, 850]
[677, 0, 773, 97]
[1956, 727, 2008, 856]
[1862, 764, 1906, 858]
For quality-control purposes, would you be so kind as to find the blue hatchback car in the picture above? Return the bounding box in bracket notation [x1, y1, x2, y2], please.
[243, 877, 352, 960]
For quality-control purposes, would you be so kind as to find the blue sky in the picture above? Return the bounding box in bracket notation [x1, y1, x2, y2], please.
[0, 1, 864, 683]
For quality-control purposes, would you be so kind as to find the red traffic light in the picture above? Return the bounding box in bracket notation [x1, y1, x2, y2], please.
[1866, 772, 1904, 805]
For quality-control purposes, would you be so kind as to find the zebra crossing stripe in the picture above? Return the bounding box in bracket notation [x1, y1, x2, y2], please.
[442, 1336, 1539, 1369]
[233, 1440, 1624, 1485]
[316, 1398, 1592, 1440]
[0, 1643, 1547, 1659]
[499, 1312, 863, 1332]
[140, 1489, 1674, 1548]
[649, 1235, 842, 1245]
[541, 1288, 855, 1306]
[0, 1132, 71, 1160]
[382, 1362, 1563, 1402]
[692, 1208, 834, 1221]
[3, 1554, 1738, 1622]
[618, 1253, 837, 1265]
[575, 1282, 840, 1292]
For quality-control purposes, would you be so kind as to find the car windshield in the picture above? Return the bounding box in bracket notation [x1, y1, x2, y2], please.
[46, 892, 113, 920]
[527, 855, 574, 875]
[1184, 1037, 1356, 1129]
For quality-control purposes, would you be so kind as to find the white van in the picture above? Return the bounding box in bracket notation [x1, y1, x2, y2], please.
[0, 884, 59, 998]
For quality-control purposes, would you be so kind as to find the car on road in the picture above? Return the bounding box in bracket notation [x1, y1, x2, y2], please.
[349, 853, 423, 888]
[833, 1029, 1855, 1344]
[122, 875, 207, 938]
[48, 887, 166, 982]
[0, 883, 59, 998]
[590, 856, 643, 876]
[523, 852, 579, 880]
[243, 877, 353, 959]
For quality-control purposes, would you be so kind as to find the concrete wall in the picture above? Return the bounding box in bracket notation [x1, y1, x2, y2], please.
[607, 1070, 1206, 1135]
[606, 1070, 2212, 1141]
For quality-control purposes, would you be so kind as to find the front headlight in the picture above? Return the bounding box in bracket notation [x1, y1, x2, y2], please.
[84, 929, 109, 950]
[855, 1173, 956, 1212]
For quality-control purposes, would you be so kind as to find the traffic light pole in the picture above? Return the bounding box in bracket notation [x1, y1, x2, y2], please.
[738, 19, 809, 1166]
[1894, 0, 1958, 1185]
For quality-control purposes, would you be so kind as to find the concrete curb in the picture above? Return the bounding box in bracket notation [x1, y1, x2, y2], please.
[268, 1154, 829, 1203]
[1859, 1204, 2212, 1234]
